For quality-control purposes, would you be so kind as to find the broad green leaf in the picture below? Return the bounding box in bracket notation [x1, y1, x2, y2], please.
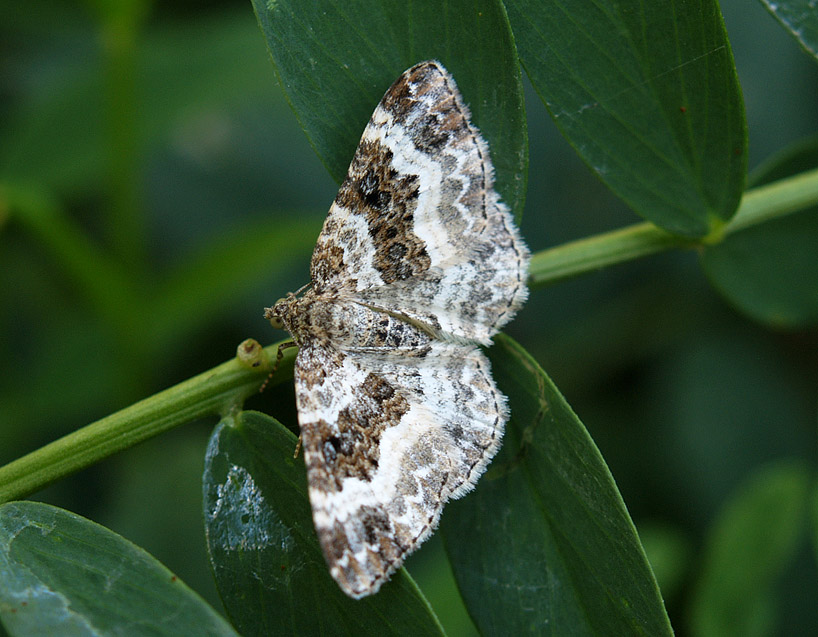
[701, 137, 818, 327]
[505, 0, 747, 236]
[250, 0, 527, 217]
[441, 335, 672, 636]
[759, 0, 818, 60]
[0, 501, 236, 637]
[689, 460, 809, 637]
[202, 411, 445, 637]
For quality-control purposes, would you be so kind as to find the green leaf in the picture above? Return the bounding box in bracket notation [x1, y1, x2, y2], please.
[505, 0, 747, 236]
[759, 0, 818, 60]
[689, 460, 809, 637]
[250, 0, 527, 217]
[441, 335, 672, 636]
[202, 411, 445, 636]
[701, 137, 818, 327]
[0, 501, 237, 637]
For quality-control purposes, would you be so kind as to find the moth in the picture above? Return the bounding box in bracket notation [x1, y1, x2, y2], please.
[266, 60, 529, 598]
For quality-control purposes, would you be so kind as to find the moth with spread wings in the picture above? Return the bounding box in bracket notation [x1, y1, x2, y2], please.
[266, 60, 529, 598]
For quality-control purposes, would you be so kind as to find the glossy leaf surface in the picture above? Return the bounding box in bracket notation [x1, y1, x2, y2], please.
[0, 501, 236, 636]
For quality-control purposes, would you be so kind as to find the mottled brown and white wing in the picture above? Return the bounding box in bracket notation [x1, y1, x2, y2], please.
[309, 60, 529, 343]
[294, 335, 506, 598]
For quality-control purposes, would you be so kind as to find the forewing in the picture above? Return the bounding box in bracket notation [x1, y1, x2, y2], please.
[309, 60, 529, 342]
[293, 337, 506, 598]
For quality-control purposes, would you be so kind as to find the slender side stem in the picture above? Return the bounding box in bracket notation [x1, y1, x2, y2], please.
[0, 342, 295, 504]
[528, 223, 686, 288]
[725, 165, 818, 233]
[101, 7, 146, 271]
[528, 166, 818, 288]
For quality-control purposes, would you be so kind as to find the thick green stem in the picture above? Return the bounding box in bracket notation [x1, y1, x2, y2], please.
[0, 342, 295, 504]
[528, 166, 818, 288]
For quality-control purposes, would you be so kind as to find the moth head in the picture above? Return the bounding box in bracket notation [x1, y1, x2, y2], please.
[264, 297, 290, 330]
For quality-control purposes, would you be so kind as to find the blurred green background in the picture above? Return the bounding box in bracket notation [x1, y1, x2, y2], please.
[1, 0, 817, 634]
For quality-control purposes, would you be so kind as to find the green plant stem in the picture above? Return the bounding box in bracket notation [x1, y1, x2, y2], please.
[1, 166, 817, 504]
[527, 223, 685, 288]
[528, 165, 818, 288]
[101, 5, 148, 272]
[727, 165, 818, 233]
[0, 342, 295, 505]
